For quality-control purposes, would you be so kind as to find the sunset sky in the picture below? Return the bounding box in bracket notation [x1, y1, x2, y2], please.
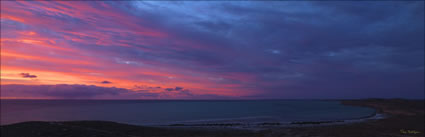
[1, 1, 424, 99]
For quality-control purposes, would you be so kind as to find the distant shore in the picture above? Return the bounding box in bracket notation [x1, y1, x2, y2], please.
[1, 99, 424, 137]
[159, 110, 384, 130]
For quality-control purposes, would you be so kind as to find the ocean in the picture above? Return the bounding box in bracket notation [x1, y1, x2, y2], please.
[0, 100, 376, 125]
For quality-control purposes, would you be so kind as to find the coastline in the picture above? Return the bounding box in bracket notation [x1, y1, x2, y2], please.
[157, 111, 384, 130]
[148, 99, 384, 130]
[1, 99, 423, 137]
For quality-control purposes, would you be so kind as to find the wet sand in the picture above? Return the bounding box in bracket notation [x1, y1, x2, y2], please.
[1, 99, 423, 137]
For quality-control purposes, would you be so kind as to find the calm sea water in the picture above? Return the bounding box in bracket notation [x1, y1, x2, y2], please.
[0, 100, 375, 125]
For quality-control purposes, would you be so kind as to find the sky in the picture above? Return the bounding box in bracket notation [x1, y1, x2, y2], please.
[1, 1, 424, 99]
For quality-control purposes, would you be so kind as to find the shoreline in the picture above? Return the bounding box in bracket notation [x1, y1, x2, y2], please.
[150, 100, 384, 130]
[156, 112, 385, 130]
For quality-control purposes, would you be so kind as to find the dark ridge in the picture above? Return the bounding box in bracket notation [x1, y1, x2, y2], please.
[1, 121, 258, 137]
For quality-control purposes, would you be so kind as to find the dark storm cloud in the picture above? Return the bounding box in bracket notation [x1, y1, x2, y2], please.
[20, 73, 37, 78]
[213, 2, 423, 98]
[116, 1, 423, 98]
[98, 1, 425, 99]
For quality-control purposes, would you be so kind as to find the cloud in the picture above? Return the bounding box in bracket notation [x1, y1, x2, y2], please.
[133, 85, 161, 89]
[164, 88, 174, 91]
[265, 49, 281, 54]
[175, 87, 183, 91]
[19, 73, 37, 78]
[164, 87, 184, 91]
[177, 89, 193, 96]
[1, 1, 423, 99]
[101, 81, 112, 84]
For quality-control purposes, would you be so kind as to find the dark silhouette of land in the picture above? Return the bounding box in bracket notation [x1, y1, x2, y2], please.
[1, 99, 423, 137]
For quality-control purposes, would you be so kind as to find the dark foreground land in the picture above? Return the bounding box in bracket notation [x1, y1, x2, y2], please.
[1, 99, 424, 137]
